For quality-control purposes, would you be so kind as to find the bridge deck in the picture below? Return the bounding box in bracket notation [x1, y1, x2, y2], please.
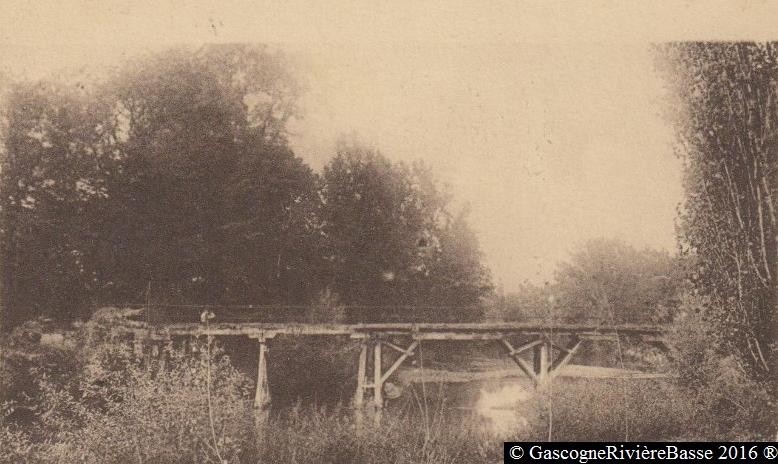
[111, 308, 669, 410]
[119, 321, 666, 339]
[116, 308, 667, 339]
[116, 308, 667, 338]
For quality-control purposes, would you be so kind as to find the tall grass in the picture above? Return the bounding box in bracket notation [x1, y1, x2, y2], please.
[249, 405, 506, 464]
[538, 378, 700, 441]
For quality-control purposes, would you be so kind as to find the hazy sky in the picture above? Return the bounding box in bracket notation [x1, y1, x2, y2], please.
[2, 0, 777, 290]
[289, 42, 681, 289]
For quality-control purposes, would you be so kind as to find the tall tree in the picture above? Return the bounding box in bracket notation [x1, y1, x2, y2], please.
[659, 43, 777, 380]
[320, 140, 491, 321]
[0, 79, 113, 326]
[0, 45, 320, 325]
[98, 45, 316, 306]
[219, 142, 324, 305]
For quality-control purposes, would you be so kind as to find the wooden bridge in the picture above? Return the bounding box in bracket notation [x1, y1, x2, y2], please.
[112, 308, 668, 414]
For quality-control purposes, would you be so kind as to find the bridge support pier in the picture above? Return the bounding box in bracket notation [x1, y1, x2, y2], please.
[533, 340, 550, 388]
[252, 337, 271, 411]
[354, 338, 368, 408]
[132, 333, 144, 358]
[353, 337, 369, 430]
[373, 339, 383, 409]
[501, 335, 585, 388]
[373, 339, 383, 425]
[353, 336, 418, 426]
[159, 338, 172, 370]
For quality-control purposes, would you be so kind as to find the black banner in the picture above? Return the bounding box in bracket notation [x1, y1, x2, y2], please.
[504, 442, 778, 463]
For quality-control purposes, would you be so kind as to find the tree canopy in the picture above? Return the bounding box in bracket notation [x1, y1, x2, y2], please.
[0, 45, 492, 327]
[320, 140, 491, 320]
[497, 238, 682, 324]
[658, 43, 777, 380]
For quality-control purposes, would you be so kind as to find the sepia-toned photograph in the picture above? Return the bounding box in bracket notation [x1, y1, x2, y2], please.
[0, 1, 776, 462]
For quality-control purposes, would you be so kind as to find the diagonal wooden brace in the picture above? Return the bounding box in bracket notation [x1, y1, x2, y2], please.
[380, 340, 418, 384]
[500, 337, 538, 383]
[549, 337, 583, 378]
[383, 340, 415, 355]
[503, 338, 544, 356]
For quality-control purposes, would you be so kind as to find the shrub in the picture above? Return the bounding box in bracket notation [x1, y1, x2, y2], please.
[0, 319, 81, 435]
[534, 378, 700, 441]
[0, 425, 41, 463]
[251, 406, 507, 464]
[41, 341, 254, 464]
[666, 293, 777, 440]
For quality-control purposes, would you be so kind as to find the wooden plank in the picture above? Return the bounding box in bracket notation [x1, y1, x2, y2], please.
[117, 307, 663, 334]
[132, 335, 144, 358]
[380, 341, 418, 384]
[373, 341, 383, 408]
[532, 343, 542, 375]
[382, 340, 412, 354]
[503, 338, 544, 356]
[111, 316, 668, 338]
[118, 326, 667, 338]
[159, 339, 172, 371]
[499, 338, 537, 383]
[412, 332, 507, 340]
[550, 341, 572, 353]
[254, 340, 270, 409]
[549, 338, 583, 376]
[509, 354, 537, 383]
[354, 340, 368, 408]
[578, 333, 619, 341]
[534, 341, 549, 387]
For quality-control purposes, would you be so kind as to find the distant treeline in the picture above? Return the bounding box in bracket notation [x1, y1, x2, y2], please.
[0, 45, 492, 328]
[493, 237, 686, 325]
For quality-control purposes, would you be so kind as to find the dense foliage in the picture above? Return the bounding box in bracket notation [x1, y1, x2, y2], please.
[321, 140, 491, 321]
[0, 45, 491, 328]
[657, 42, 777, 437]
[660, 43, 776, 380]
[496, 238, 683, 324]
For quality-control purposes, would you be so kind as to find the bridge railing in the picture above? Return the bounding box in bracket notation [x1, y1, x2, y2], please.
[121, 303, 493, 324]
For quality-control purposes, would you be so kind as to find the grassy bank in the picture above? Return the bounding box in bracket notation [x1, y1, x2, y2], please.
[0, 316, 770, 463]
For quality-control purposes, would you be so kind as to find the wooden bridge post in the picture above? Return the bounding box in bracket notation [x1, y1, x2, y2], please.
[158, 338, 172, 371]
[354, 337, 368, 409]
[353, 337, 368, 432]
[132, 332, 144, 358]
[254, 337, 270, 410]
[373, 339, 383, 409]
[533, 339, 550, 388]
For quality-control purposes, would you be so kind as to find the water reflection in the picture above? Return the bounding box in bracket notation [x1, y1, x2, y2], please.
[475, 382, 531, 436]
